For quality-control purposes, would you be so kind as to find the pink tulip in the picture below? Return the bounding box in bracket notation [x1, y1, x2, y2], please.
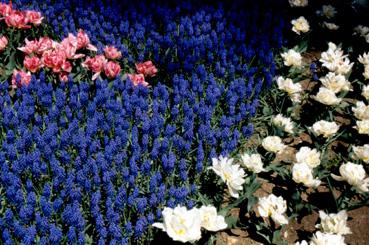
[18, 38, 39, 55]
[0, 3, 12, 17]
[37, 37, 55, 54]
[0, 36, 8, 52]
[77, 29, 97, 51]
[25, 10, 43, 25]
[61, 61, 72, 73]
[42, 49, 66, 73]
[24, 56, 42, 73]
[82, 55, 107, 80]
[135, 61, 158, 77]
[59, 34, 84, 59]
[11, 70, 32, 88]
[127, 73, 149, 87]
[104, 46, 122, 60]
[5, 10, 31, 29]
[59, 72, 69, 82]
[104, 61, 121, 79]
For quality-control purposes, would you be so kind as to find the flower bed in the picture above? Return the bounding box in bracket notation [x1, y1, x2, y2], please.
[0, 0, 285, 243]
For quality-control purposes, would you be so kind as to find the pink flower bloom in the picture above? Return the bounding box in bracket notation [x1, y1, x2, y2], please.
[5, 10, 31, 29]
[59, 34, 84, 59]
[77, 29, 97, 51]
[25, 10, 43, 25]
[104, 46, 122, 60]
[135, 61, 158, 77]
[59, 72, 69, 82]
[127, 73, 149, 87]
[11, 70, 32, 88]
[37, 37, 55, 54]
[18, 38, 39, 55]
[24, 56, 42, 73]
[61, 61, 72, 73]
[42, 49, 66, 73]
[0, 36, 8, 52]
[0, 3, 12, 17]
[104, 61, 121, 79]
[82, 55, 107, 80]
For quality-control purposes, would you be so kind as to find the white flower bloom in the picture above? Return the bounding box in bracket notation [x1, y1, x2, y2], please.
[354, 25, 369, 37]
[292, 163, 321, 188]
[355, 119, 369, 135]
[152, 206, 202, 243]
[257, 194, 289, 225]
[289, 0, 308, 7]
[323, 22, 339, 30]
[262, 136, 287, 153]
[320, 5, 337, 19]
[291, 16, 310, 35]
[240, 153, 266, 173]
[319, 72, 351, 93]
[358, 52, 369, 66]
[320, 43, 353, 75]
[276, 76, 302, 103]
[320, 43, 345, 67]
[352, 101, 369, 120]
[272, 114, 295, 134]
[366, 34, 369, 44]
[310, 120, 340, 138]
[335, 58, 354, 75]
[198, 205, 227, 232]
[352, 144, 369, 164]
[295, 241, 308, 245]
[296, 146, 321, 168]
[331, 162, 369, 193]
[281, 49, 303, 67]
[363, 65, 369, 80]
[209, 156, 246, 198]
[316, 210, 351, 235]
[362, 85, 369, 100]
[310, 231, 346, 245]
[313, 87, 342, 106]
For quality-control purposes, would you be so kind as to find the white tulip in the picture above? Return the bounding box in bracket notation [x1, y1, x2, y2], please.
[198, 205, 227, 232]
[316, 210, 351, 235]
[331, 162, 369, 193]
[262, 136, 287, 153]
[152, 205, 202, 243]
[355, 119, 369, 135]
[311, 120, 340, 138]
[319, 72, 351, 93]
[289, 0, 308, 7]
[352, 144, 369, 163]
[362, 85, 369, 100]
[296, 146, 321, 169]
[310, 231, 346, 245]
[209, 156, 246, 198]
[276, 76, 303, 103]
[313, 87, 342, 106]
[257, 194, 289, 225]
[352, 101, 369, 120]
[272, 114, 295, 134]
[358, 52, 369, 66]
[281, 49, 303, 67]
[240, 153, 266, 173]
[291, 16, 310, 35]
[292, 163, 321, 188]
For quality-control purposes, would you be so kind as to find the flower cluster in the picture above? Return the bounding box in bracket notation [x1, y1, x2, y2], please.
[0, 2, 43, 29]
[0, 0, 285, 243]
[152, 205, 227, 243]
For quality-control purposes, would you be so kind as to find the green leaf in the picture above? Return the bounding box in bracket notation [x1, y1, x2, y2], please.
[225, 215, 238, 229]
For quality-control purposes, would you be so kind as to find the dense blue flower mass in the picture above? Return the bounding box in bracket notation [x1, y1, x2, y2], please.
[1, 0, 285, 243]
